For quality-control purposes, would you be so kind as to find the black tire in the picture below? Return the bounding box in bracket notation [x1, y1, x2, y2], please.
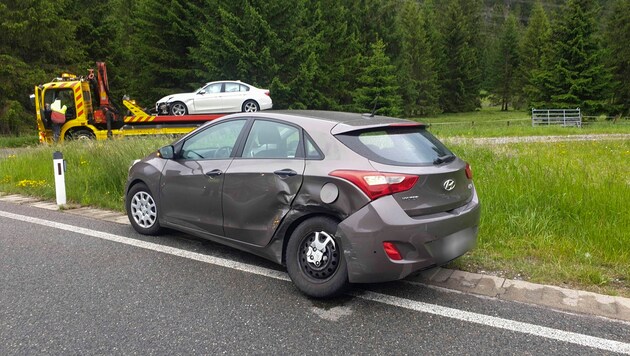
[69, 129, 95, 140]
[242, 100, 259, 112]
[170, 101, 188, 116]
[126, 183, 162, 235]
[286, 217, 348, 298]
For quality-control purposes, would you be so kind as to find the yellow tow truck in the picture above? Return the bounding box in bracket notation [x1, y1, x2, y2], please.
[32, 62, 225, 143]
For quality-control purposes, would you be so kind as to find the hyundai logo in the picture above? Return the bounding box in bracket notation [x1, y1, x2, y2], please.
[443, 179, 456, 191]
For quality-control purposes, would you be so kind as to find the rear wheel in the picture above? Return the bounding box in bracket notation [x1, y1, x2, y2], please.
[286, 217, 348, 298]
[126, 183, 162, 235]
[242, 100, 259, 112]
[170, 101, 188, 116]
[69, 129, 95, 140]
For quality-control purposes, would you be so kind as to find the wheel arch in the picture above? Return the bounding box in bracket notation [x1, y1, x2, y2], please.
[170, 101, 189, 115]
[279, 211, 342, 266]
[242, 99, 260, 112]
[62, 125, 96, 141]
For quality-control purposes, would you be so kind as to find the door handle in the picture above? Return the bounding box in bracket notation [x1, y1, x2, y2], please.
[205, 169, 223, 177]
[274, 169, 297, 177]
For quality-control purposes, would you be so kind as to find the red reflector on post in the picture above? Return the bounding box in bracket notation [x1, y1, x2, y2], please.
[383, 242, 403, 261]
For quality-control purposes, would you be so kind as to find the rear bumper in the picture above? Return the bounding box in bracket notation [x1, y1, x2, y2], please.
[259, 99, 273, 111]
[336, 190, 480, 283]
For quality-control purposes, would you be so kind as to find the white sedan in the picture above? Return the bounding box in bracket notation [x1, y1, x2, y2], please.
[155, 81, 273, 116]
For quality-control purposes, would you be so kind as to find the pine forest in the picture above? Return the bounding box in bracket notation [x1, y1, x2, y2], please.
[0, 0, 628, 134]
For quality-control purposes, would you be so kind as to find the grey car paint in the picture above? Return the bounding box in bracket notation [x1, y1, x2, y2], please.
[126, 110, 480, 290]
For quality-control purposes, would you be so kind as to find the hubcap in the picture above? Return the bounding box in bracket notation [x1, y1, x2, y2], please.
[299, 231, 339, 280]
[130, 191, 157, 229]
[171, 103, 186, 116]
[244, 101, 258, 112]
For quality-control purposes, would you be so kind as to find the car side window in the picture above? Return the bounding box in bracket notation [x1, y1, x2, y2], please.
[225, 83, 241, 92]
[204, 83, 222, 94]
[242, 120, 300, 159]
[181, 120, 246, 160]
[239, 84, 249, 92]
[305, 135, 323, 159]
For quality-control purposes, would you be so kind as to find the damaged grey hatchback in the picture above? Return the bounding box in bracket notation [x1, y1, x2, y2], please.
[125, 111, 480, 298]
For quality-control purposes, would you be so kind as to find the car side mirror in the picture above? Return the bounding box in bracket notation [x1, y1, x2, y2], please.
[197, 90, 206, 95]
[157, 145, 175, 159]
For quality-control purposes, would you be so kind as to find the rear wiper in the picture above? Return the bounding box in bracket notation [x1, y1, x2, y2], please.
[433, 154, 455, 165]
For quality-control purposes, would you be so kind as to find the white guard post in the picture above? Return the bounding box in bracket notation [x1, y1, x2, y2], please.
[53, 151, 66, 206]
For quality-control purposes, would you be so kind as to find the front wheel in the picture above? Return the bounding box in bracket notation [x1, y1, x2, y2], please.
[170, 101, 188, 116]
[286, 217, 348, 298]
[69, 129, 95, 140]
[242, 100, 259, 112]
[126, 183, 162, 235]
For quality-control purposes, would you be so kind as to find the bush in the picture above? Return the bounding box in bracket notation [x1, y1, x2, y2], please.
[0, 100, 33, 136]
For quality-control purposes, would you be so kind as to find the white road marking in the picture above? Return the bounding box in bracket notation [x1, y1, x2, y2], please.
[2, 210, 629, 354]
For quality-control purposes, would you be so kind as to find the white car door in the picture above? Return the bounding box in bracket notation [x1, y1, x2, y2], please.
[221, 83, 248, 112]
[193, 83, 223, 113]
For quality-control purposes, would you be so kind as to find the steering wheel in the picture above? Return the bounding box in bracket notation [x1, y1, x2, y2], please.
[214, 146, 232, 158]
[185, 150, 204, 159]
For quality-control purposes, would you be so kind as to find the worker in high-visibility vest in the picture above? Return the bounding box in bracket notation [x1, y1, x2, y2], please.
[50, 95, 68, 142]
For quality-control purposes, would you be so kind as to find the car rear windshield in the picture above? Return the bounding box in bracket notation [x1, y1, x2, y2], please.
[336, 126, 453, 166]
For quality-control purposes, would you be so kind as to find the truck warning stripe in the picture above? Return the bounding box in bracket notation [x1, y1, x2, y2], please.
[125, 116, 156, 123]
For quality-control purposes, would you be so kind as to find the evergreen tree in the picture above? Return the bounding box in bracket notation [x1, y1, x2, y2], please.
[352, 39, 402, 116]
[313, 0, 362, 110]
[66, 0, 118, 66]
[491, 14, 521, 111]
[604, 0, 630, 116]
[438, 0, 483, 112]
[421, 0, 444, 112]
[518, 0, 551, 108]
[531, 0, 611, 113]
[129, 0, 204, 103]
[97, 0, 141, 102]
[265, 0, 326, 109]
[395, 0, 439, 116]
[0, 0, 84, 133]
[191, 1, 277, 91]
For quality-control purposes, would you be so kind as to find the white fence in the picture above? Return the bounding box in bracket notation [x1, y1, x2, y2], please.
[532, 108, 582, 127]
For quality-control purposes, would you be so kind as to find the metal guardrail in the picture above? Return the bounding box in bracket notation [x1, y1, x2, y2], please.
[532, 108, 582, 127]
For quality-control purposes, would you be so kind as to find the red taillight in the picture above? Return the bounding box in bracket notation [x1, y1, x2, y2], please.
[465, 163, 473, 180]
[264, 90, 270, 96]
[329, 170, 418, 201]
[383, 242, 403, 261]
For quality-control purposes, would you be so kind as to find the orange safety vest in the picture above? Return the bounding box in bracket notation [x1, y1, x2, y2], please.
[50, 99, 67, 124]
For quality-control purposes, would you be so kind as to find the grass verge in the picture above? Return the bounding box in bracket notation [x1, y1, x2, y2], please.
[0, 135, 39, 148]
[416, 106, 630, 138]
[447, 139, 629, 297]
[0, 137, 172, 211]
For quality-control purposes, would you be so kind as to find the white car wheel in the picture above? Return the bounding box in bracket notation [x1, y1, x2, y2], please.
[242, 100, 259, 112]
[170, 102, 188, 116]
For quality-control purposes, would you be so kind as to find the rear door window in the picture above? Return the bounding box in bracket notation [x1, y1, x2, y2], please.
[336, 126, 453, 166]
[242, 120, 301, 159]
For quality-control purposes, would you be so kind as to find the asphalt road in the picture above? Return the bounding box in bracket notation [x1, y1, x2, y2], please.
[1, 201, 629, 355]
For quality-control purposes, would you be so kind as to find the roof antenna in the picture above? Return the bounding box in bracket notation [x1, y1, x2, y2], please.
[370, 95, 379, 117]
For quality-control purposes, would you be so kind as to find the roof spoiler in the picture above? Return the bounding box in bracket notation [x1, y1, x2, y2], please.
[331, 121, 426, 135]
